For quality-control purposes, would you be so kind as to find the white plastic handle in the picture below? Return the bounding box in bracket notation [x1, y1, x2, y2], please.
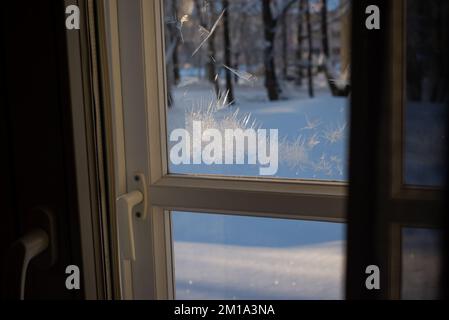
[116, 190, 143, 261]
[6, 229, 49, 299]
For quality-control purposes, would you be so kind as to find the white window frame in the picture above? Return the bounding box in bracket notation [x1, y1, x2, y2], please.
[103, 0, 348, 300]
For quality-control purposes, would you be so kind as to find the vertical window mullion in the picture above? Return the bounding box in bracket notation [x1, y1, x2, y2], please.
[346, 0, 392, 299]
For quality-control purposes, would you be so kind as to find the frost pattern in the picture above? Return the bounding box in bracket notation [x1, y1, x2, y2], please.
[177, 91, 347, 178]
[192, 9, 225, 56]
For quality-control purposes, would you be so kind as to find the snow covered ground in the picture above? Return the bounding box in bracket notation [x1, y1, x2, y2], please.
[172, 212, 345, 300]
[174, 240, 345, 300]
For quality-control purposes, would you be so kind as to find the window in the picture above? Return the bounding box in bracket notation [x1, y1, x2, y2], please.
[172, 211, 345, 299]
[161, 0, 350, 300]
[164, 0, 351, 181]
[104, 0, 348, 300]
[401, 228, 442, 300]
[387, 0, 447, 299]
[403, 0, 448, 187]
[100, 0, 446, 300]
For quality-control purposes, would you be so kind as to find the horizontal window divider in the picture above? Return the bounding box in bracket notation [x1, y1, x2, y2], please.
[392, 187, 444, 201]
[149, 175, 346, 222]
[154, 174, 347, 196]
[390, 199, 444, 228]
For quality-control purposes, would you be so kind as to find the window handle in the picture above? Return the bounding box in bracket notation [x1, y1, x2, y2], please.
[116, 173, 147, 261]
[2, 208, 56, 299]
[116, 190, 143, 261]
[7, 230, 49, 299]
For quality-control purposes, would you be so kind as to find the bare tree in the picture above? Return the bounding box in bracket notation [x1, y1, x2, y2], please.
[208, 1, 221, 97]
[261, 0, 297, 101]
[222, 0, 235, 104]
[320, 0, 330, 58]
[320, 0, 336, 95]
[296, 0, 305, 86]
[281, 12, 288, 79]
[305, 0, 314, 97]
[165, 0, 182, 107]
[320, 0, 351, 97]
[262, 0, 281, 100]
[194, 0, 220, 97]
[320, 0, 338, 95]
[171, 0, 181, 84]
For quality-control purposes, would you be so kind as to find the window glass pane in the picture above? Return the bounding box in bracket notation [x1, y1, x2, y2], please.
[404, 0, 449, 187]
[164, 0, 351, 181]
[401, 228, 442, 300]
[172, 211, 345, 299]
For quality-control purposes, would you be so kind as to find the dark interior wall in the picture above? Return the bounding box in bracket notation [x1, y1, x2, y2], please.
[0, 33, 18, 295]
[0, 0, 83, 299]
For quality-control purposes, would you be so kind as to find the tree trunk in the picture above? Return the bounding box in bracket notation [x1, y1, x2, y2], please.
[165, 0, 179, 108]
[320, 0, 329, 58]
[305, 0, 314, 97]
[320, 0, 341, 96]
[172, 38, 180, 85]
[208, 32, 220, 97]
[208, 1, 220, 97]
[282, 14, 288, 79]
[262, 0, 281, 101]
[234, 52, 240, 83]
[222, 0, 235, 104]
[296, 0, 305, 86]
[194, 0, 220, 97]
[169, 0, 181, 85]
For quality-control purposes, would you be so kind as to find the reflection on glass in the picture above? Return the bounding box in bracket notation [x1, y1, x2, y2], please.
[172, 211, 345, 300]
[164, 0, 351, 180]
[405, 0, 448, 186]
[401, 228, 442, 300]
